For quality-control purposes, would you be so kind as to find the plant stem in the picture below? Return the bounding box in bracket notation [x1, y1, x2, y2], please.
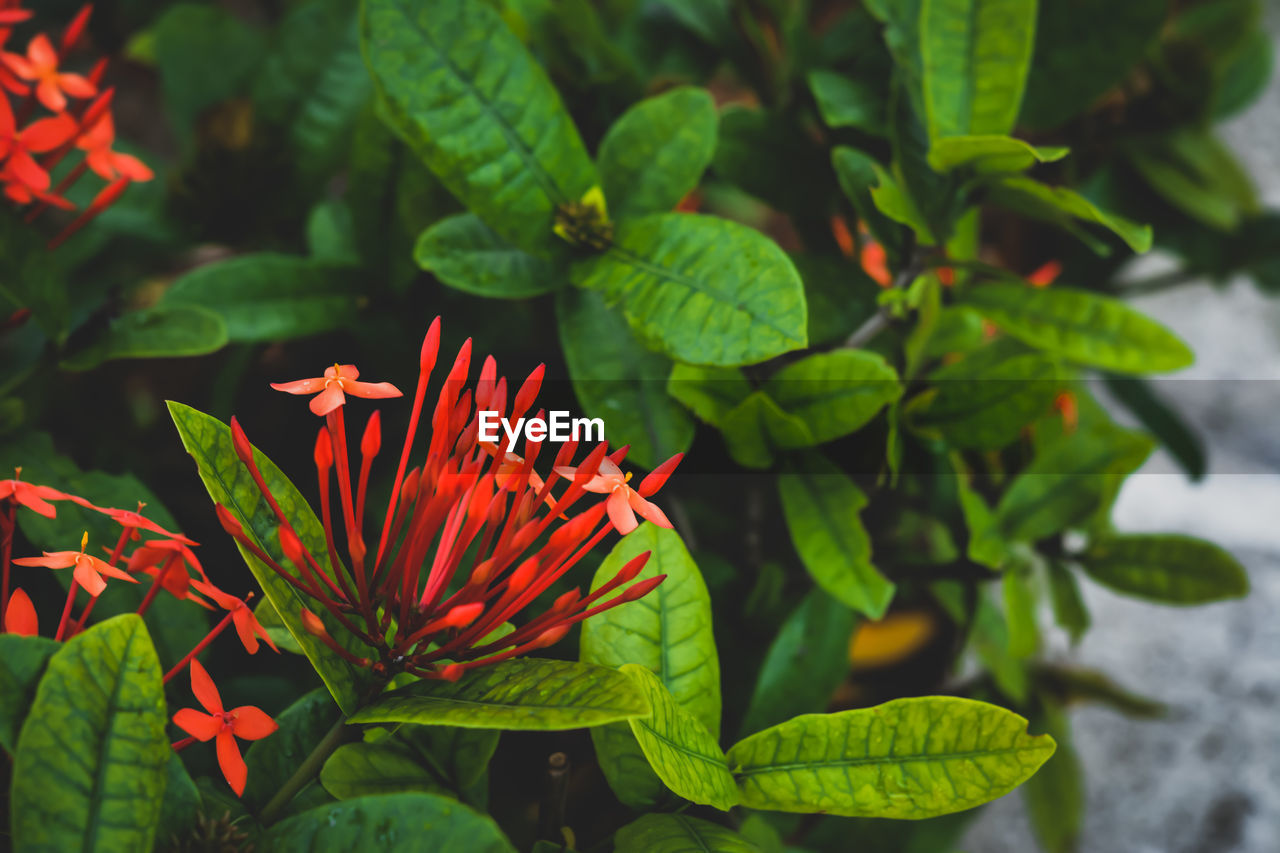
[162, 611, 234, 683]
[844, 247, 928, 349]
[1, 501, 14, 615]
[258, 714, 350, 826]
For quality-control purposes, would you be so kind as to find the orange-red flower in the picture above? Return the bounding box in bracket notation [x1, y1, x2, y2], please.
[0, 94, 76, 204]
[1, 32, 95, 112]
[861, 240, 892, 286]
[1028, 260, 1062, 287]
[0, 468, 75, 517]
[555, 453, 680, 535]
[13, 531, 136, 596]
[129, 538, 207, 603]
[3, 586, 36, 635]
[190, 580, 278, 655]
[172, 660, 278, 796]
[271, 363, 402, 417]
[77, 112, 152, 182]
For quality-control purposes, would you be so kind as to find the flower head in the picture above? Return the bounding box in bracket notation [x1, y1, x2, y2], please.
[554, 452, 681, 535]
[1, 32, 95, 111]
[77, 112, 153, 182]
[270, 363, 403, 417]
[13, 530, 137, 596]
[0, 467, 76, 517]
[219, 317, 681, 681]
[190, 581, 277, 655]
[172, 660, 278, 796]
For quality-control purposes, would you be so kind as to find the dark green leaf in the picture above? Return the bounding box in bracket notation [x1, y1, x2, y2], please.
[260, 793, 514, 852]
[570, 213, 807, 367]
[167, 402, 372, 713]
[792, 254, 881, 347]
[808, 71, 884, 133]
[416, 213, 563, 298]
[920, 0, 1037, 138]
[623, 665, 739, 810]
[11, 615, 168, 851]
[727, 696, 1056, 818]
[598, 87, 718, 217]
[720, 392, 815, 469]
[556, 289, 693, 470]
[307, 200, 361, 264]
[163, 254, 362, 342]
[0, 210, 66, 342]
[765, 350, 901, 444]
[927, 135, 1068, 173]
[779, 453, 894, 619]
[911, 352, 1060, 449]
[831, 146, 906, 251]
[963, 283, 1192, 373]
[0, 634, 59, 753]
[1046, 561, 1090, 643]
[60, 305, 228, 371]
[1127, 129, 1257, 231]
[615, 813, 760, 853]
[740, 589, 857, 736]
[1031, 664, 1166, 718]
[1078, 533, 1248, 604]
[243, 688, 339, 810]
[666, 364, 753, 428]
[1102, 375, 1205, 481]
[348, 658, 649, 730]
[320, 741, 448, 799]
[1023, 703, 1084, 853]
[361, 0, 596, 254]
[157, 751, 202, 842]
[987, 176, 1153, 253]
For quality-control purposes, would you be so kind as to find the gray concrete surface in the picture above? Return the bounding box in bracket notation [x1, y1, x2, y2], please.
[963, 12, 1280, 852]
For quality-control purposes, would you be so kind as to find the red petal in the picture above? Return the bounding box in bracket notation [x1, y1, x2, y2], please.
[27, 35, 56, 72]
[14, 488, 57, 517]
[637, 452, 683, 497]
[216, 730, 248, 796]
[269, 377, 324, 395]
[230, 706, 279, 740]
[22, 115, 77, 152]
[172, 709, 221, 741]
[7, 148, 49, 192]
[188, 658, 224, 714]
[629, 491, 672, 529]
[606, 490, 637, 534]
[36, 79, 65, 112]
[2, 52, 34, 79]
[12, 553, 74, 569]
[72, 559, 107, 597]
[57, 73, 95, 98]
[112, 152, 153, 182]
[345, 380, 402, 400]
[232, 609, 259, 655]
[4, 588, 38, 636]
[309, 385, 345, 416]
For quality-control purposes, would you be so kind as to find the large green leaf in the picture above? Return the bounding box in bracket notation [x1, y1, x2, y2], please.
[243, 688, 339, 811]
[987, 176, 1153, 253]
[570, 213, 807, 367]
[260, 793, 514, 852]
[622, 665, 739, 810]
[726, 696, 1056, 818]
[320, 741, 448, 800]
[598, 87, 718, 217]
[740, 589, 857, 736]
[415, 213, 563, 298]
[0, 634, 59, 753]
[927, 135, 1068, 174]
[1019, 0, 1168, 129]
[556, 289, 693, 470]
[615, 813, 761, 853]
[10, 615, 169, 851]
[808, 70, 884, 133]
[765, 350, 901, 444]
[1023, 703, 1084, 853]
[167, 402, 372, 713]
[580, 524, 719, 807]
[163, 254, 361, 342]
[666, 364, 753, 428]
[60, 305, 228, 371]
[721, 392, 816, 469]
[1127, 129, 1258, 232]
[911, 352, 1060, 449]
[1102, 375, 1205, 481]
[963, 283, 1192, 373]
[995, 427, 1154, 542]
[779, 454, 894, 619]
[920, 0, 1037, 139]
[1077, 534, 1249, 604]
[348, 658, 648, 730]
[361, 0, 596, 254]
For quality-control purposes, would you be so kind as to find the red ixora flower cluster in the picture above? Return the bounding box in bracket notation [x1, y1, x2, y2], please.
[220, 317, 682, 682]
[0, 2, 152, 248]
[0, 467, 278, 796]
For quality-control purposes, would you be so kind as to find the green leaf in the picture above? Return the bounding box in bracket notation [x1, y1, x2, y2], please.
[1077, 534, 1249, 604]
[1023, 704, 1084, 853]
[580, 524, 720, 808]
[556, 289, 693, 471]
[666, 364, 753, 428]
[779, 454, 894, 619]
[995, 427, 1155, 542]
[361, 0, 596, 254]
[793, 254, 881, 347]
[987, 176, 1153, 253]
[1019, 0, 1167, 129]
[255, 597, 306, 654]
[349, 658, 649, 729]
[911, 352, 1060, 449]
[1127, 129, 1258, 232]
[622, 665, 739, 810]
[167, 402, 372, 713]
[1102, 375, 1205, 481]
[0, 634, 59, 753]
[598, 87, 718, 218]
[253, 0, 372, 182]
[570, 213, 807, 367]
[713, 107, 833, 217]
[60, 305, 228, 371]
[1031, 664, 1166, 719]
[740, 589, 857, 736]
[1002, 565, 1039, 658]
[726, 696, 1056, 818]
[831, 146, 906, 250]
[320, 741, 449, 799]
[158, 751, 202, 842]
[307, 200, 361, 264]
[243, 688, 339, 810]
[927, 135, 1069, 174]
[395, 724, 500, 793]
[10, 615, 169, 852]
[260, 793, 515, 852]
[416, 213, 563, 298]
[720, 392, 815, 469]
[920, 0, 1037, 139]
[163, 254, 362, 342]
[0, 210, 67, 343]
[615, 813, 761, 853]
[963, 283, 1193, 373]
[1046, 561, 1090, 642]
[952, 460, 1007, 569]
[808, 70, 884, 133]
[764, 350, 901, 444]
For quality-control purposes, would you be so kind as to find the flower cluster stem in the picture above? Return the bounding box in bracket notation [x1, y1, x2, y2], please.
[258, 714, 350, 826]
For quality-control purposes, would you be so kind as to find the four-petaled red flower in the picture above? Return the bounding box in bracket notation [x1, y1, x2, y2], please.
[0, 94, 76, 204]
[77, 112, 153, 182]
[1, 32, 94, 112]
[271, 363, 403, 417]
[172, 660, 279, 796]
[13, 531, 136, 596]
[555, 453, 680, 535]
[0, 468, 75, 517]
[190, 580, 278, 655]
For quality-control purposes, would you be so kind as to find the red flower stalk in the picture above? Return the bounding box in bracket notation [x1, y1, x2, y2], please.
[220, 317, 681, 681]
[172, 660, 278, 796]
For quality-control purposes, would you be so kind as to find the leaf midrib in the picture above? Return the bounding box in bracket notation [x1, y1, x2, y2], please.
[733, 742, 1052, 778]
